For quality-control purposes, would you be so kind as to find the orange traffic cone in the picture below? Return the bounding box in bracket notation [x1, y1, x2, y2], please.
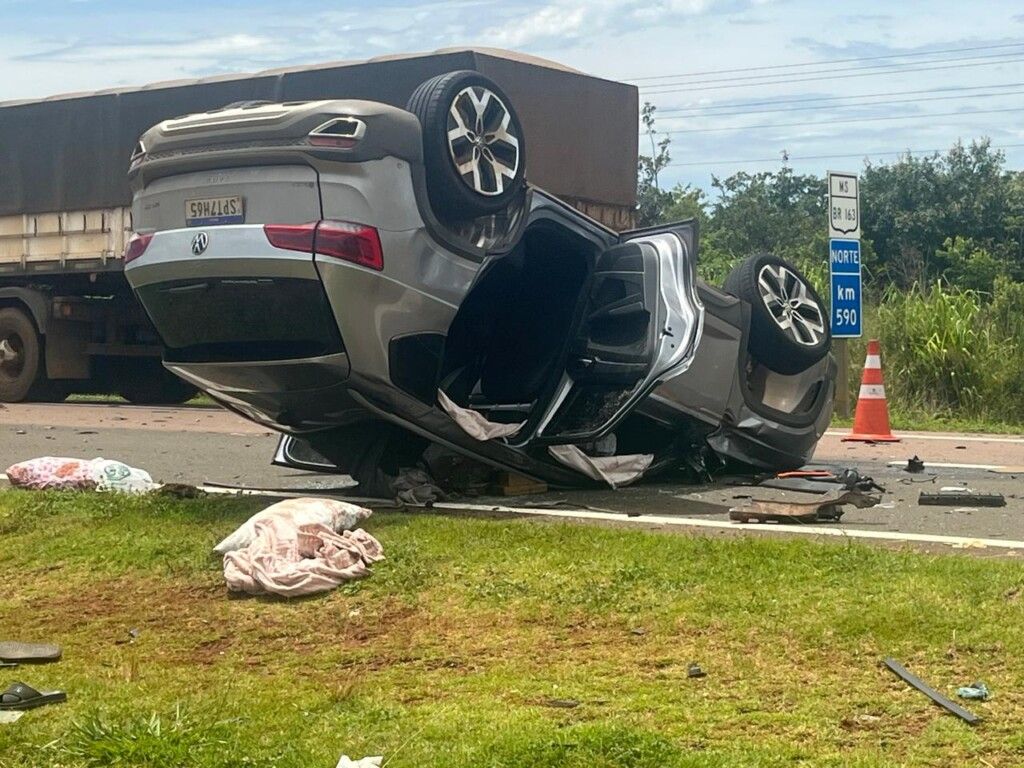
[842, 339, 900, 443]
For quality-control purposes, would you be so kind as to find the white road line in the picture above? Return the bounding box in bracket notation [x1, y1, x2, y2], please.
[199, 486, 1024, 552]
[827, 431, 1024, 444]
[434, 502, 1024, 551]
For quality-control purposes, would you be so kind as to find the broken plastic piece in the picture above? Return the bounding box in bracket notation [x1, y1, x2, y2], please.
[906, 456, 926, 473]
[956, 681, 990, 701]
[883, 658, 980, 725]
[687, 662, 707, 678]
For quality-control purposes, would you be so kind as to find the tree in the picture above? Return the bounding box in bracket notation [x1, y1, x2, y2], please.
[860, 140, 1014, 287]
[636, 102, 673, 227]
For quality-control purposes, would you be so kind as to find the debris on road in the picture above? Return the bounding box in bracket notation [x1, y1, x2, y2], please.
[919, 491, 1006, 508]
[905, 456, 926, 473]
[730, 489, 881, 524]
[957, 681, 990, 701]
[883, 658, 980, 725]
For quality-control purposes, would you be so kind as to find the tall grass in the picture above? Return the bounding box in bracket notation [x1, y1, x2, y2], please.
[873, 279, 1024, 424]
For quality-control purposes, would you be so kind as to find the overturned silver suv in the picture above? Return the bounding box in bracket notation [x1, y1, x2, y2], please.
[125, 69, 835, 489]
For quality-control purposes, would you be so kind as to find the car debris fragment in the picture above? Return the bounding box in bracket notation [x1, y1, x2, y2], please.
[956, 681, 990, 701]
[729, 488, 881, 524]
[919, 491, 1006, 508]
[883, 658, 981, 725]
[906, 456, 926, 473]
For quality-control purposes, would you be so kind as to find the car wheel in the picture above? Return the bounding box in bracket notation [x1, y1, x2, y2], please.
[407, 70, 526, 220]
[0, 307, 42, 402]
[723, 254, 830, 375]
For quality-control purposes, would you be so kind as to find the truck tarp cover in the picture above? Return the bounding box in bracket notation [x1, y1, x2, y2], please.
[0, 48, 638, 216]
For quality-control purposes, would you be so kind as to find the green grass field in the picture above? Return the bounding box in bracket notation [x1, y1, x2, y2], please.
[1, 491, 1022, 767]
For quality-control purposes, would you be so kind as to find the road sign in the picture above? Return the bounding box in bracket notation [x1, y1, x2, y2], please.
[830, 238, 862, 337]
[828, 171, 860, 239]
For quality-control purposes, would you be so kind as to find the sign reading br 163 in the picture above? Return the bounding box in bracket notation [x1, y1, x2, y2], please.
[828, 171, 860, 240]
[830, 238, 861, 337]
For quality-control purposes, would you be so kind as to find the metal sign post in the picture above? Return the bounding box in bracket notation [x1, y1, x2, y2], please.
[828, 171, 862, 418]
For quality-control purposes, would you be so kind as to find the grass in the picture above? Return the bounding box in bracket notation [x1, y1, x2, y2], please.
[2, 491, 1024, 767]
[65, 393, 216, 407]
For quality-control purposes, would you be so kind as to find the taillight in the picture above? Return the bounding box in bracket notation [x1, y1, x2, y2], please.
[316, 221, 383, 271]
[263, 220, 383, 271]
[124, 232, 153, 263]
[263, 222, 317, 253]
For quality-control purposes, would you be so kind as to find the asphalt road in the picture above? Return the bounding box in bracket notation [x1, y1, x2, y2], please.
[3, 402, 1024, 551]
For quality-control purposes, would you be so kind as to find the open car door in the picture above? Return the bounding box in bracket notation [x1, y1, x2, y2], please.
[528, 221, 704, 444]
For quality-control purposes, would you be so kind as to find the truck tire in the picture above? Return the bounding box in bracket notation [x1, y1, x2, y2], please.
[407, 70, 526, 220]
[723, 254, 830, 375]
[0, 307, 42, 402]
[121, 364, 197, 405]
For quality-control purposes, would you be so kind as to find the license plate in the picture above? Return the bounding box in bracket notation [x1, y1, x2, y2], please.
[185, 196, 244, 227]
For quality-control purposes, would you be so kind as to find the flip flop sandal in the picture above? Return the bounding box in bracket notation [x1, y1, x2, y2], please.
[0, 682, 67, 711]
[0, 642, 62, 664]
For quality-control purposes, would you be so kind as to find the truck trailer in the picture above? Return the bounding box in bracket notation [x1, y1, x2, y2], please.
[0, 47, 638, 403]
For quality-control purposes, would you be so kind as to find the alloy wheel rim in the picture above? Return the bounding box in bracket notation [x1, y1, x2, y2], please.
[0, 333, 25, 380]
[447, 86, 520, 196]
[756, 264, 825, 346]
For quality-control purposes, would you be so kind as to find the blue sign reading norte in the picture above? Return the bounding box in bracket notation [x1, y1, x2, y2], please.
[829, 238, 861, 337]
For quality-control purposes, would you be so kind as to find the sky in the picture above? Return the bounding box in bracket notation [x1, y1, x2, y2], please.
[1, 0, 1022, 193]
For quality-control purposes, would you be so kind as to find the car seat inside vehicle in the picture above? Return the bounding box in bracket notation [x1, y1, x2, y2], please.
[440, 221, 593, 416]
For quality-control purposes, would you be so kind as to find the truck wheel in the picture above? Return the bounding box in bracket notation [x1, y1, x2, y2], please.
[723, 254, 830, 375]
[122, 365, 197, 405]
[408, 70, 526, 220]
[0, 307, 42, 402]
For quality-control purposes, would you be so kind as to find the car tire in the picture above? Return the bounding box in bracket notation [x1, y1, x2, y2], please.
[121, 364, 197, 405]
[723, 254, 830, 375]
[0, 307, 43, 402]
[407, 70, 526, 220]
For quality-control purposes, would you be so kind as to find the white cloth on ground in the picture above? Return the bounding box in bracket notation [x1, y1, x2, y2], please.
[547, 445, 653, 488]
[213, 497, 372, 555]
[336, 756, 383, 768]
[437, 389, 523, 440]
[222, 505, 383, 597]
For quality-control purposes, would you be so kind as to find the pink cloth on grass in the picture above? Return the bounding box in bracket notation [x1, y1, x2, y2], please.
[223, 515, 384, 598]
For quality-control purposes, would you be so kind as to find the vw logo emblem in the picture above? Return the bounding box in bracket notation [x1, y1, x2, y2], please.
[190, 232, 209, 255]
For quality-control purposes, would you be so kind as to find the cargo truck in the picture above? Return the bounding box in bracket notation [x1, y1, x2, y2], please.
[0, 47, 638, 403]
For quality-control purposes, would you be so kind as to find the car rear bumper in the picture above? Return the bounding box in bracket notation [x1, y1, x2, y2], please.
[127, 225, 357, 429]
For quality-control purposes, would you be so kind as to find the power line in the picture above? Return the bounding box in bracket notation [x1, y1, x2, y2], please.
[656, 106, 1024, 135]
[639, 49, 1024, 90]
[626, 41, 1024, 82]
[663, 142, 1024, 168]
[640, 55, 1024, 95]
[653, 82, 1024, 116]
[651, 87, 1024, 121]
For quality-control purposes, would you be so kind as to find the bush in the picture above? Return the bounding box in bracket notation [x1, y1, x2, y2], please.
[873, 279, 1024, 423]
